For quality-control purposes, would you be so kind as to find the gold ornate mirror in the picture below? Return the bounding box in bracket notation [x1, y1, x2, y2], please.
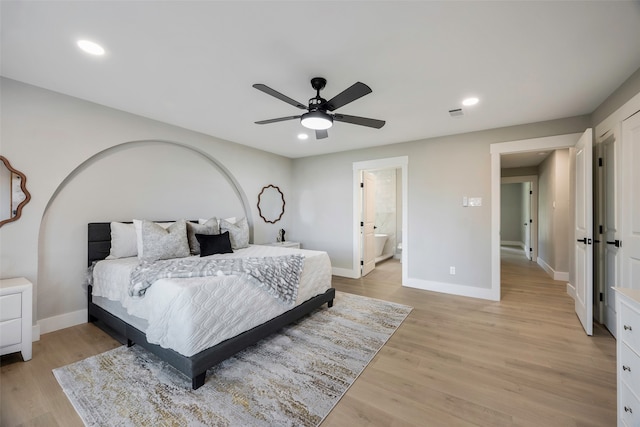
[0, 156, 31, 227]
[257, 184, 285, 224]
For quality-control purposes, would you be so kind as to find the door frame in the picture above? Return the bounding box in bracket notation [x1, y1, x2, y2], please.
[490, 133, 583, 300]
[352, 156, 408, 281]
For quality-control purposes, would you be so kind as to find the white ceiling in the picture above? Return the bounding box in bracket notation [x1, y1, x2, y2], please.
[2, 1, 640, 160]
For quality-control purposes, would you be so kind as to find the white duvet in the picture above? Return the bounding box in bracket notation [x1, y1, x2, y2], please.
[91, 245, 332, 357]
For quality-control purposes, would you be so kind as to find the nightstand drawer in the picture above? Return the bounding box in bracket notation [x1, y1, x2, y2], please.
[0, 318, 22, 347]
[620, 300, 640, 355]
[0, 293, 21, 322]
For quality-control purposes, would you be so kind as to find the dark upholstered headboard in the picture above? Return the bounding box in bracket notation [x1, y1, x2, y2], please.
[88, 222, 114, 266]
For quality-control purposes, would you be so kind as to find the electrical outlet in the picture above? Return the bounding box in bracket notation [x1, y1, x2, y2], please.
[449, 266, 456, 275]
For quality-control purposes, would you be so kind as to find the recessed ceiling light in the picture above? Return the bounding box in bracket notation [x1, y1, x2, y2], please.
[462, 97, 479, 106]
[77, 40, 105, 56]
[297, 133, 309, 140]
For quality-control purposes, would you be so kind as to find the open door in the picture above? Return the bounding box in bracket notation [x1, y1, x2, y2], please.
[574, 129, 593, 336]
[361, 171, 376, 276]
[622, 111, 640, 290]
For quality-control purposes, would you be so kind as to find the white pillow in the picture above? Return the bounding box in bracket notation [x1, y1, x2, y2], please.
[133, 219, 173, 258]
[107, 222, 137, 259]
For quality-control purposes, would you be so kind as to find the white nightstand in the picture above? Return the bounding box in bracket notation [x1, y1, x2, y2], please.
[262, 241, 301, 249]
[0, 277, 33, 361]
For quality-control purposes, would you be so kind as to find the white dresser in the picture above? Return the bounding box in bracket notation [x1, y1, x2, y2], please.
[262, 241, 301, 249]
[615, 287, 640, 427]
[0, 277, 33, 361]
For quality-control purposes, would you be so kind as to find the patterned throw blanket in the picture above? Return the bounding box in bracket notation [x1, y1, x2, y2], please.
[129, 255, 305, 305]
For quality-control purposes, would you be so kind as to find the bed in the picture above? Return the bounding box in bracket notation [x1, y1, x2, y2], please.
[86, 220, 335, 389]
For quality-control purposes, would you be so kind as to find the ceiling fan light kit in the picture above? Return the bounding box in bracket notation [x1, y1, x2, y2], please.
[300, 111, 333, 130]
[253, 77, 385, 139]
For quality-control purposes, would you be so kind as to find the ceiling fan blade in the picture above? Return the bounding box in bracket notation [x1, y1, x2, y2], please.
[315, 129, 328, 139]
[323, 82, 372, 111]
[253, 84, 307, 110]
[333, 113, 385, 129]
[255, 115, 301, 125]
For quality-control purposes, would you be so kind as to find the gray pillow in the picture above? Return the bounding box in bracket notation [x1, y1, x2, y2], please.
[186, 218, 219, 255]
[219, 217, 249, 249]
[140, 219, 190, 261]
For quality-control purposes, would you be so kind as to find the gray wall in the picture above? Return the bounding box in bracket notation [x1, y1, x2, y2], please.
[537, 149, 570, 275]
[0, 78, 293, 329]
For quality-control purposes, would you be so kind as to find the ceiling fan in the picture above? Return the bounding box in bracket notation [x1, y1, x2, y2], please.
[253, 77, 385, 139]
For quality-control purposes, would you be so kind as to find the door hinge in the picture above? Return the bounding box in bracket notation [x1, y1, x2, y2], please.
[599, 157, 603, 167]
[529, 247, 533, 252]
[360, 260, 364, 266]
[360, 182, 364, 188]
[530, 219, 533, 223]
[600, 292, 604, 302]
[599, 225, 603, 234]
[530, 190, 533, 195]
[360, 221, 364, 227]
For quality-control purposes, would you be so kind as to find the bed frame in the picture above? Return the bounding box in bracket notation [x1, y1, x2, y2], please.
[87, 222, 335, 390]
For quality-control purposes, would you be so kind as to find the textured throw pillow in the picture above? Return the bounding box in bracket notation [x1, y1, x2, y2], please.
[139, 219, 190, 262]
[219, 217, 249, 249]
[133, 220, 173, 258]
[108, 222, 138, 259]
[196, 231, 233, 257]
[186, 218, 219, 255]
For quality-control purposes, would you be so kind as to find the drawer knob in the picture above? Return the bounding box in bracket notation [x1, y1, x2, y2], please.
[624, 325, 633, 331]
[625, 406, 633, 414]
[624, 365, 632, 372]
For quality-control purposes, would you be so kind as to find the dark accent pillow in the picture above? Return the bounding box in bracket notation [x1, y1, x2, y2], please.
[196, 232, 233, 257]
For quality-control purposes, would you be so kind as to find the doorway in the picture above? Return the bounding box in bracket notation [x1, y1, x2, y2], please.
[352, 156, 408, 281]
[500, 176, 538, 262]
[491, 134, 582, 299]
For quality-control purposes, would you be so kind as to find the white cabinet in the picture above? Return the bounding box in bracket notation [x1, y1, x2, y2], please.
[262, 241, 301, 249]
[0, 277, 32, 361]
[614, 288, 640, 426]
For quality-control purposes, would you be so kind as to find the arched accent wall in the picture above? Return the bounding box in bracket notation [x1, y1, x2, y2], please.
[36, 140, 252, 327]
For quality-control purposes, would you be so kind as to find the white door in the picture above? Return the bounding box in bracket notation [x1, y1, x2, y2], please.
[524, 182, 532, 260]
[361, 172, 376, 276]
[602, 131, 622, 336]
[622, 111, 640, 291]
[574, 129, 593, 336]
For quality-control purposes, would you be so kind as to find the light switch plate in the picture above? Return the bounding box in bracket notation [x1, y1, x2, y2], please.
[469, 197, 482, 207]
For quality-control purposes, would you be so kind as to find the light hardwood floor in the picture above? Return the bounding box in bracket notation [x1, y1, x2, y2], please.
[1, 249, 616, 426]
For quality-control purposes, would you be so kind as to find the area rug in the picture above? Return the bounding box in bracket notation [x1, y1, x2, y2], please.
[53, 291, 412, 427]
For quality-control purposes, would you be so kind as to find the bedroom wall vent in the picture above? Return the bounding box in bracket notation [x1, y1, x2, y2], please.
[449, 108, 464, 117]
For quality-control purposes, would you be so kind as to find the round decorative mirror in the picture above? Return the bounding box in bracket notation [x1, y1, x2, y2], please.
[0, 156, 31, 227]
[257, 184, 285, 224]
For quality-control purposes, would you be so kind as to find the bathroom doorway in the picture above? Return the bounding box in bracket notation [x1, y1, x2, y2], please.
[353, 157, 408, 280]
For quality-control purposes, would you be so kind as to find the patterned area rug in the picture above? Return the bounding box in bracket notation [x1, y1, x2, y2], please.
[53, 292, 412, 427]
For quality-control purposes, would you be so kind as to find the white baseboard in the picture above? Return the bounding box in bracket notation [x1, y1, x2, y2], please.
[404, 277, 499, 301]
[38, 308, 87, 335]
[332, 267, 360, 279]
[566, 282, 576, 299]
[536, 257, 569, 281]
[501, 240, 525, 249]
[32, 324, 40, 342]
